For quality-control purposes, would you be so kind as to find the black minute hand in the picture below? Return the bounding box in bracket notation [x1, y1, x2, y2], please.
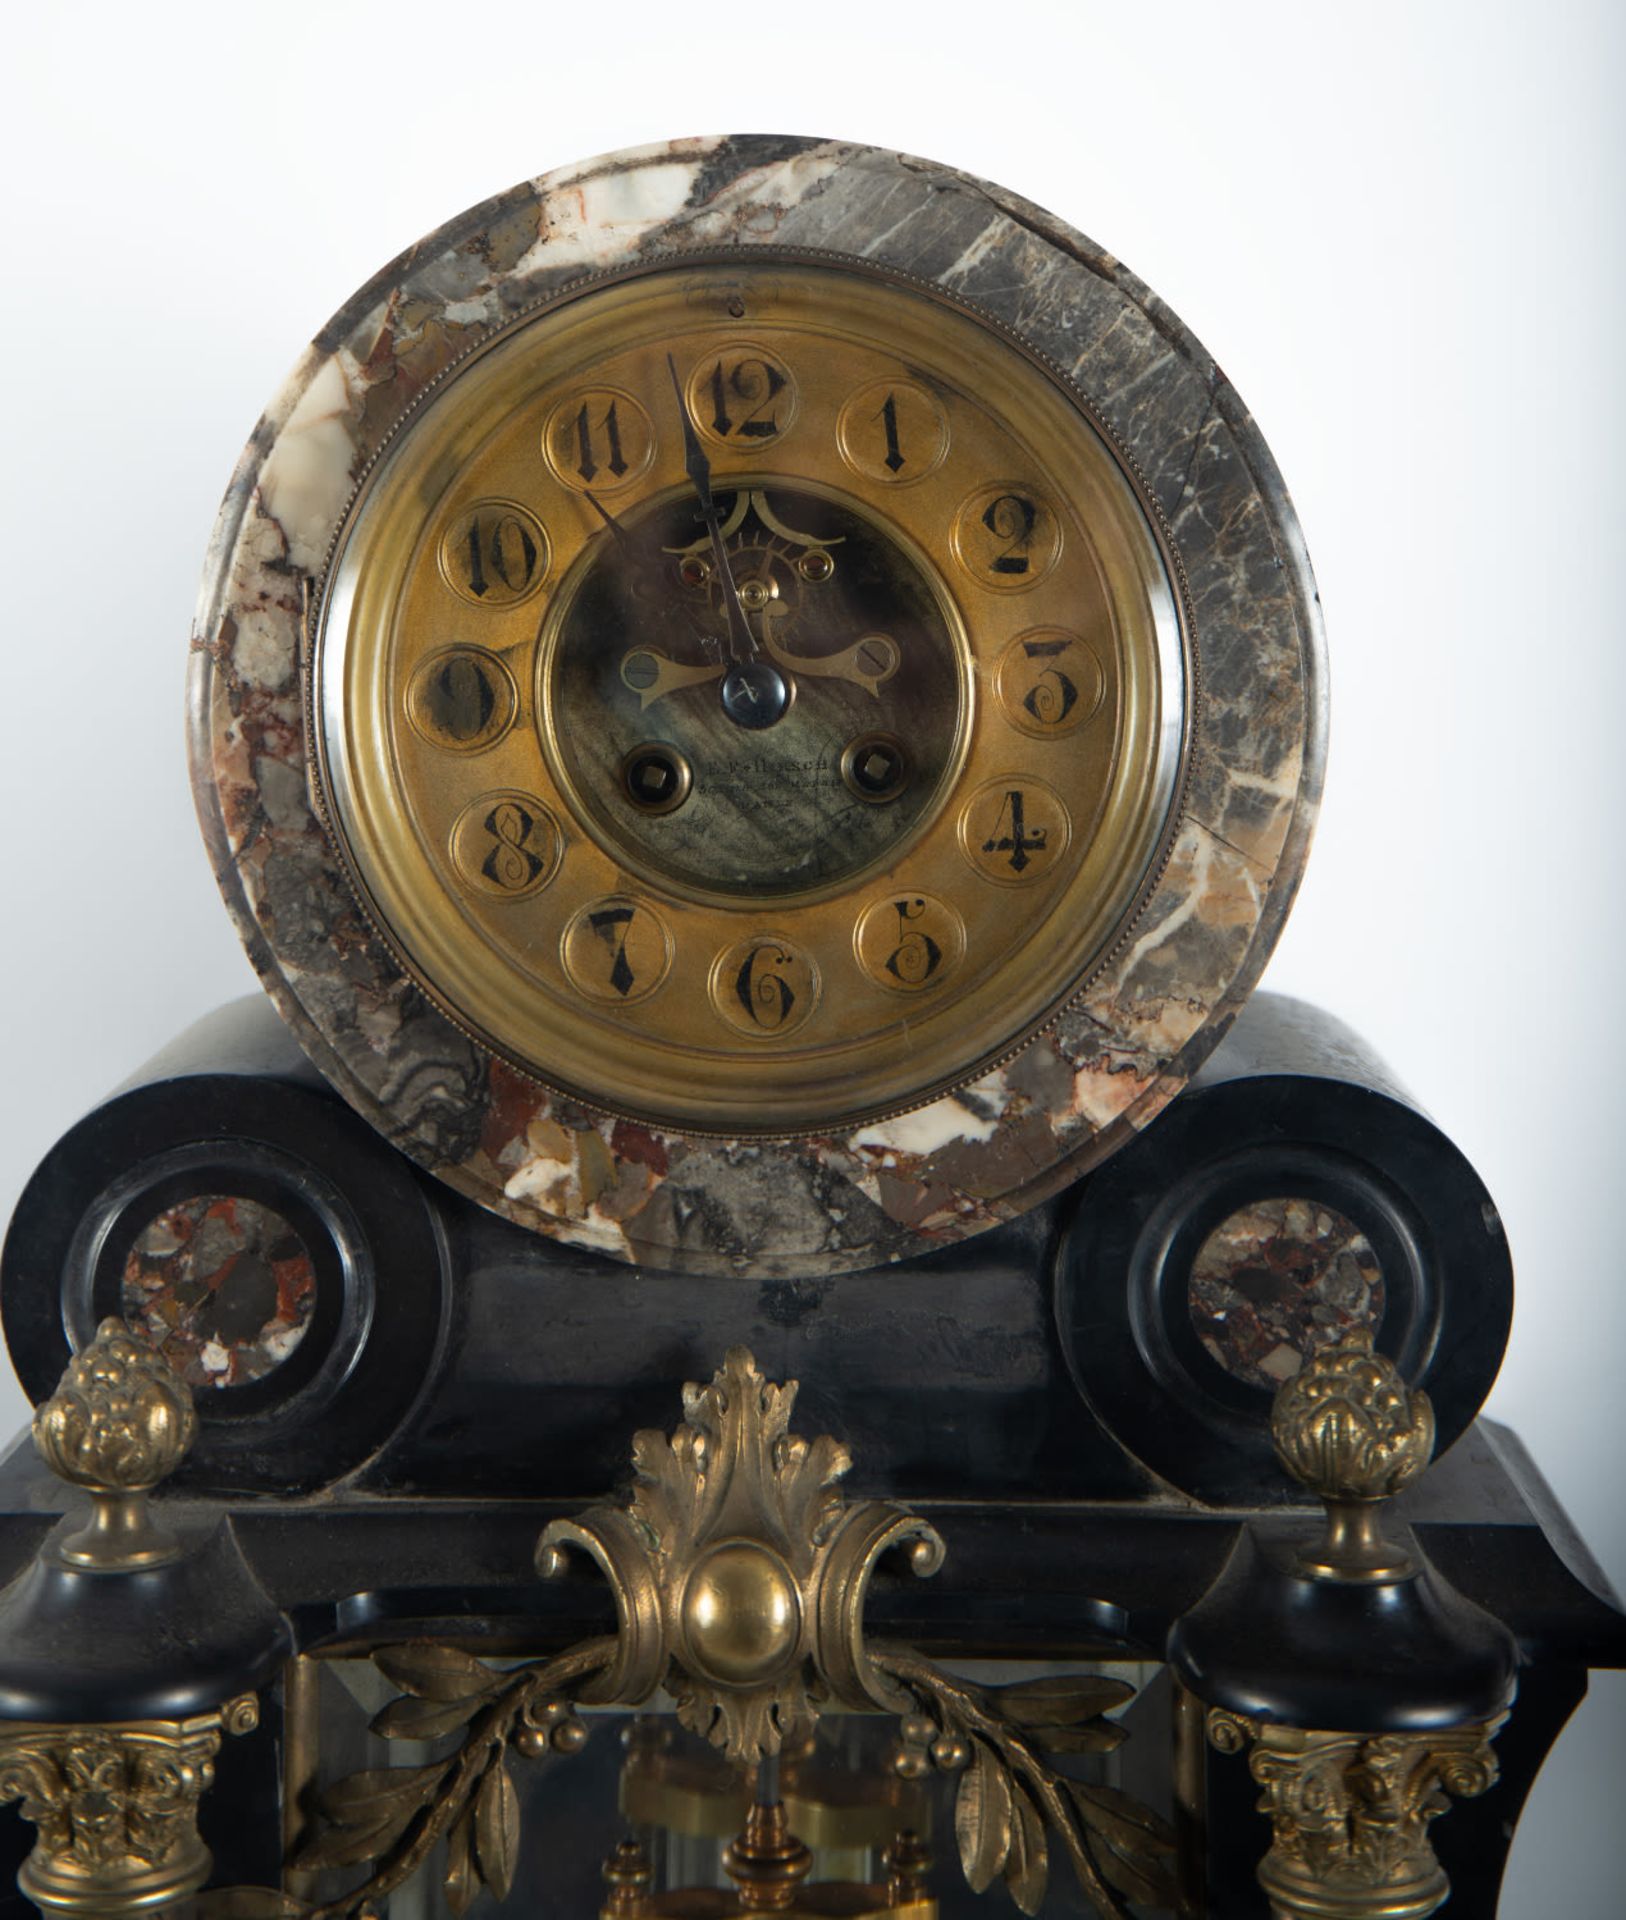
[666, 353, 757, 664]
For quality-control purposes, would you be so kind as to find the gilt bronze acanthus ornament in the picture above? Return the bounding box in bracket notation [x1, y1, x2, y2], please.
[1205, 1711, 1506, 1920]
[0, 1702, 260, 1915]
[536, 1345, 946, 1760]
[289, 1350, 1175, 1919]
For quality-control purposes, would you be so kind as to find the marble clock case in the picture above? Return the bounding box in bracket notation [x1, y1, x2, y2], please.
[187, 134, 1326, 1280]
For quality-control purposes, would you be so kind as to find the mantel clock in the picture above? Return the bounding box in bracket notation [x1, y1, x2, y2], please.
[0, 133, 1616, 1920]
[189, 134, 1324, 1277]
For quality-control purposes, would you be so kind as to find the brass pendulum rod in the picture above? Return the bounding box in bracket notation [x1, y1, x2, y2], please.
[722, 1755, 814, 1914]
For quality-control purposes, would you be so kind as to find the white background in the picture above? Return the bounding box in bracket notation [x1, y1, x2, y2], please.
[0, 1, 1620, 1907]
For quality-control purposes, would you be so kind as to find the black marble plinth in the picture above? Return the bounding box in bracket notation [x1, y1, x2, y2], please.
[0, 1514, 290, 1723]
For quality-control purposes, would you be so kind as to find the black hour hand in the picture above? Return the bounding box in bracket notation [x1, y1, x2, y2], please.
[666, 354, 757, 664]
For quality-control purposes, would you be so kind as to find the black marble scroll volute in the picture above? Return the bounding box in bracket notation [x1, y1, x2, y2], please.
[2, 994, 1511, 1510]
[1056, 993, 1514, 1503]
[0, 1000, 448, 1494]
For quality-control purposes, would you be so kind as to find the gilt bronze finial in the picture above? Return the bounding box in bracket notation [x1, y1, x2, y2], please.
[32, 1318, 197, 1568]
[1271, 1327, 1434, 1581]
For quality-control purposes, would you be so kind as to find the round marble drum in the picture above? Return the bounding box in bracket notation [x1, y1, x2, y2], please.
[188, 136, 1326, 1278]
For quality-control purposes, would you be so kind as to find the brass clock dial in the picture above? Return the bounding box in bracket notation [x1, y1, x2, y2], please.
[316, 263, 1180, 1132]
[191, 136, 1324, 1277]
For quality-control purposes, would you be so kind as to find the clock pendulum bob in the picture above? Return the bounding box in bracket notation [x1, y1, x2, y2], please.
[596, 1718, 941, 1918]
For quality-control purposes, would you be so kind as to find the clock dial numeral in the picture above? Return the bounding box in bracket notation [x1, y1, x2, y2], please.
[542, 388, 655, 493]
[686, 345, 797, 448]
[951, 483, 1060, 591]
[836, 379, 949, 485]
[995, 629, 1105, 738]
[438, 501, 550, 606]
[561, 896, 672, 1005]
[710, 936, 819, 1039]
[855, 893, 965, 995]
[450, 792, 561, 899]
[958, 778, 1072, 887]
[406, 647, 517, 753]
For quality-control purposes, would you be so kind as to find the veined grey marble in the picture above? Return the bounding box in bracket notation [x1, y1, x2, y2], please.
[188, 135, 1326, 1279]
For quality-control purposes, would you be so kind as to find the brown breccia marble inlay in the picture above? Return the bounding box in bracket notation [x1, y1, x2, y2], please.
[120, 1196, 317, 1391]
[1189, 1197, 1385, 1391]
[189, 135, 1327, 1277]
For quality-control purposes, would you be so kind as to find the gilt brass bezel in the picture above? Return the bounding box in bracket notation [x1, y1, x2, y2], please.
[312, 250, 1188, 1135]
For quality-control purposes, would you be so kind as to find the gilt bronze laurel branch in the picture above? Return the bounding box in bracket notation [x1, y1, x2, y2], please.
[289, 1638, 614, 1919]
[274, 1649, 1178, 1920]
[274, 1637, 1174, 1920]
[873, 1648, 1175, 1917]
